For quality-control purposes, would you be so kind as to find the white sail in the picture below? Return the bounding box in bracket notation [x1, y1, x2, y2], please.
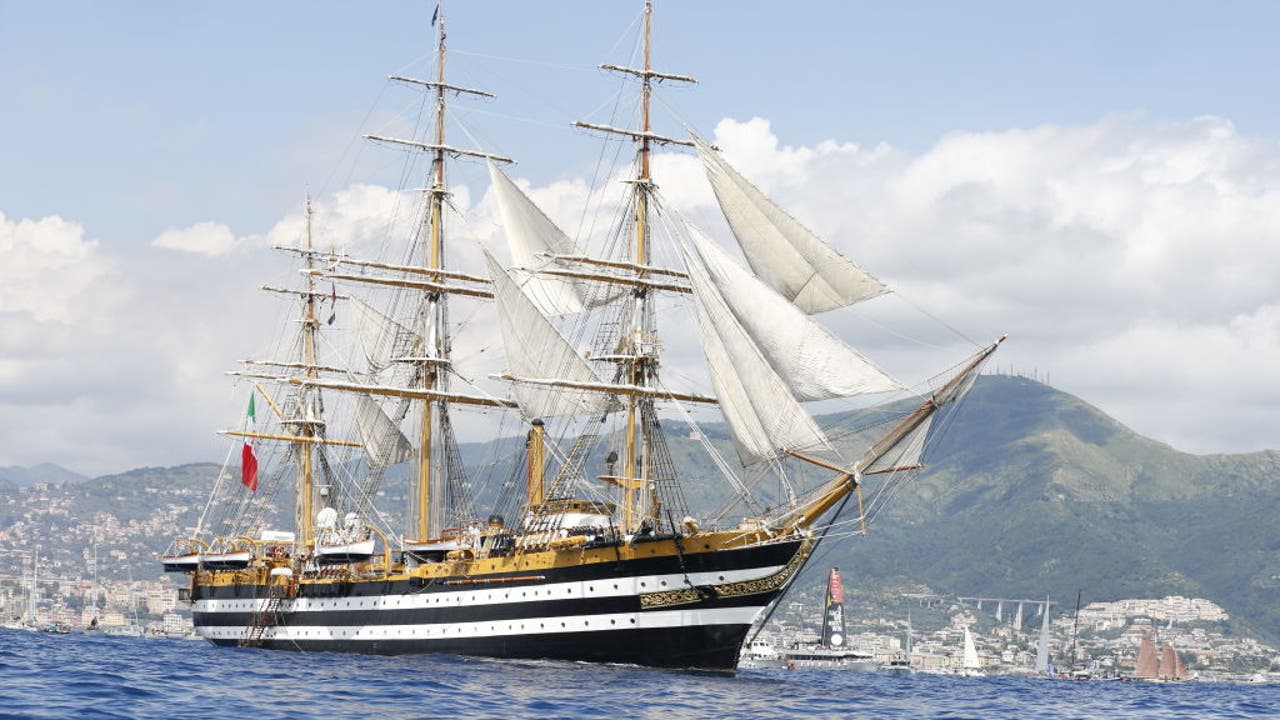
[962, 627, 981, 669]
[353, 395, 415, 468]
[488, 161, 602, 316]
[684, 223, 902, 401]
[677, 233, 832, 466]
[906, 611, 913, 658]
[1035, 598, 1051, 673]
[864, 415, 932, 474]
[484, 251, 615, 419]
[692, 133, 889, 314]
[347, 296, 421, 373]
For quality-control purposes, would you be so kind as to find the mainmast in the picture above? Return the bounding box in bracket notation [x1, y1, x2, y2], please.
[416, 11, 450, 544]
[627, 1, 655, 535]
[356, 9, 512, 543]
[573, 0, 695, 532]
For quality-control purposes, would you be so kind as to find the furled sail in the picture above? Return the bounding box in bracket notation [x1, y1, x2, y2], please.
[684, 223, 902, 401]
[677, 232, 833, 466]
[692, 133, 889, 314]
[484, 251, 615, 419]
[488, 161, 609, 316]
[354, 394, 415, 468]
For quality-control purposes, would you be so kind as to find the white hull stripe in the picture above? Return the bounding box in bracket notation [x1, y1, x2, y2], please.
[196, 605, 766, 642]
[195, 564, 783, 615]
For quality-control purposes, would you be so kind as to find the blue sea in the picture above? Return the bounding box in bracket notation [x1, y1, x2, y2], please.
[0, 629, 1275, 719]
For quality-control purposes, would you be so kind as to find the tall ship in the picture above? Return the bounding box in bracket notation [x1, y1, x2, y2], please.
[161, 1, 1003, 672]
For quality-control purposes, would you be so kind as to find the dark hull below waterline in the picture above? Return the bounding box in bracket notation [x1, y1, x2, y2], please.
[211, 623, 751, 670]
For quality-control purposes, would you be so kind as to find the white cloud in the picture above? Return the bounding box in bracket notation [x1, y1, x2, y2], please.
[3, 112, 1279, 475]
[151, 221, 238, 257]
[0, 212, 110, 322]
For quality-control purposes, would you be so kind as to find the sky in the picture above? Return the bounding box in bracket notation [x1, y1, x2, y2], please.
[2, 1, 1279, 476]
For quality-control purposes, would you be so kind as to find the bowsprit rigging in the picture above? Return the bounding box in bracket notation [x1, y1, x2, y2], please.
[159, 0, 1003, 672]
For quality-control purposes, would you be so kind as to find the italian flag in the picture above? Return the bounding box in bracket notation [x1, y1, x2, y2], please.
[241, 393, 259, 492]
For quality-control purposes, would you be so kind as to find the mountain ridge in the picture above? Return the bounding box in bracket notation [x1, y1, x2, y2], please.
[0, 463, 89, 488]
[2, 376, 1277, 640]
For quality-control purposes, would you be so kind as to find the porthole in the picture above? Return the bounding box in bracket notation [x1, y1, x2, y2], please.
[629, 618, 636, 624]
[610, 619, 616, 625]
[718, 575, 725, 582]
[660, 581, 667, 587]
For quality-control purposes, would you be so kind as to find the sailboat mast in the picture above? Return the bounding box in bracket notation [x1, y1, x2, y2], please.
[416, 11, 450, 542]
[298, 195, 318, 548]
[1069, 589, 1082, 670]
[30, 547, 38, 622]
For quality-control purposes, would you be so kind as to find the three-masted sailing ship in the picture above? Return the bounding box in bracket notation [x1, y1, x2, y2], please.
[160, 2, 1003, 671]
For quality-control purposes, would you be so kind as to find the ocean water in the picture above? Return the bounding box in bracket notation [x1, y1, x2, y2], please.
[0, 629, 1275, 719]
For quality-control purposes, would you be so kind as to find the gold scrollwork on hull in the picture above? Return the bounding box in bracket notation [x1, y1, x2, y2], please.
[637, 539, 814, 609]
[639, 587, 702, 608]
[712, 540, 813, 600]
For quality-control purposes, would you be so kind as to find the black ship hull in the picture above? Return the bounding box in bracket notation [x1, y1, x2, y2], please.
[191, 538, 806, 671]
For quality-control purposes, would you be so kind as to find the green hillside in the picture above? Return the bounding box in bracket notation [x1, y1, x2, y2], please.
[821, 375, 1280, 641]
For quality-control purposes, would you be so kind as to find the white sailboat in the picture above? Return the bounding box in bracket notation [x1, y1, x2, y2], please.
[1036, 596, 1052, 674]
[961, 626, 983, 676]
